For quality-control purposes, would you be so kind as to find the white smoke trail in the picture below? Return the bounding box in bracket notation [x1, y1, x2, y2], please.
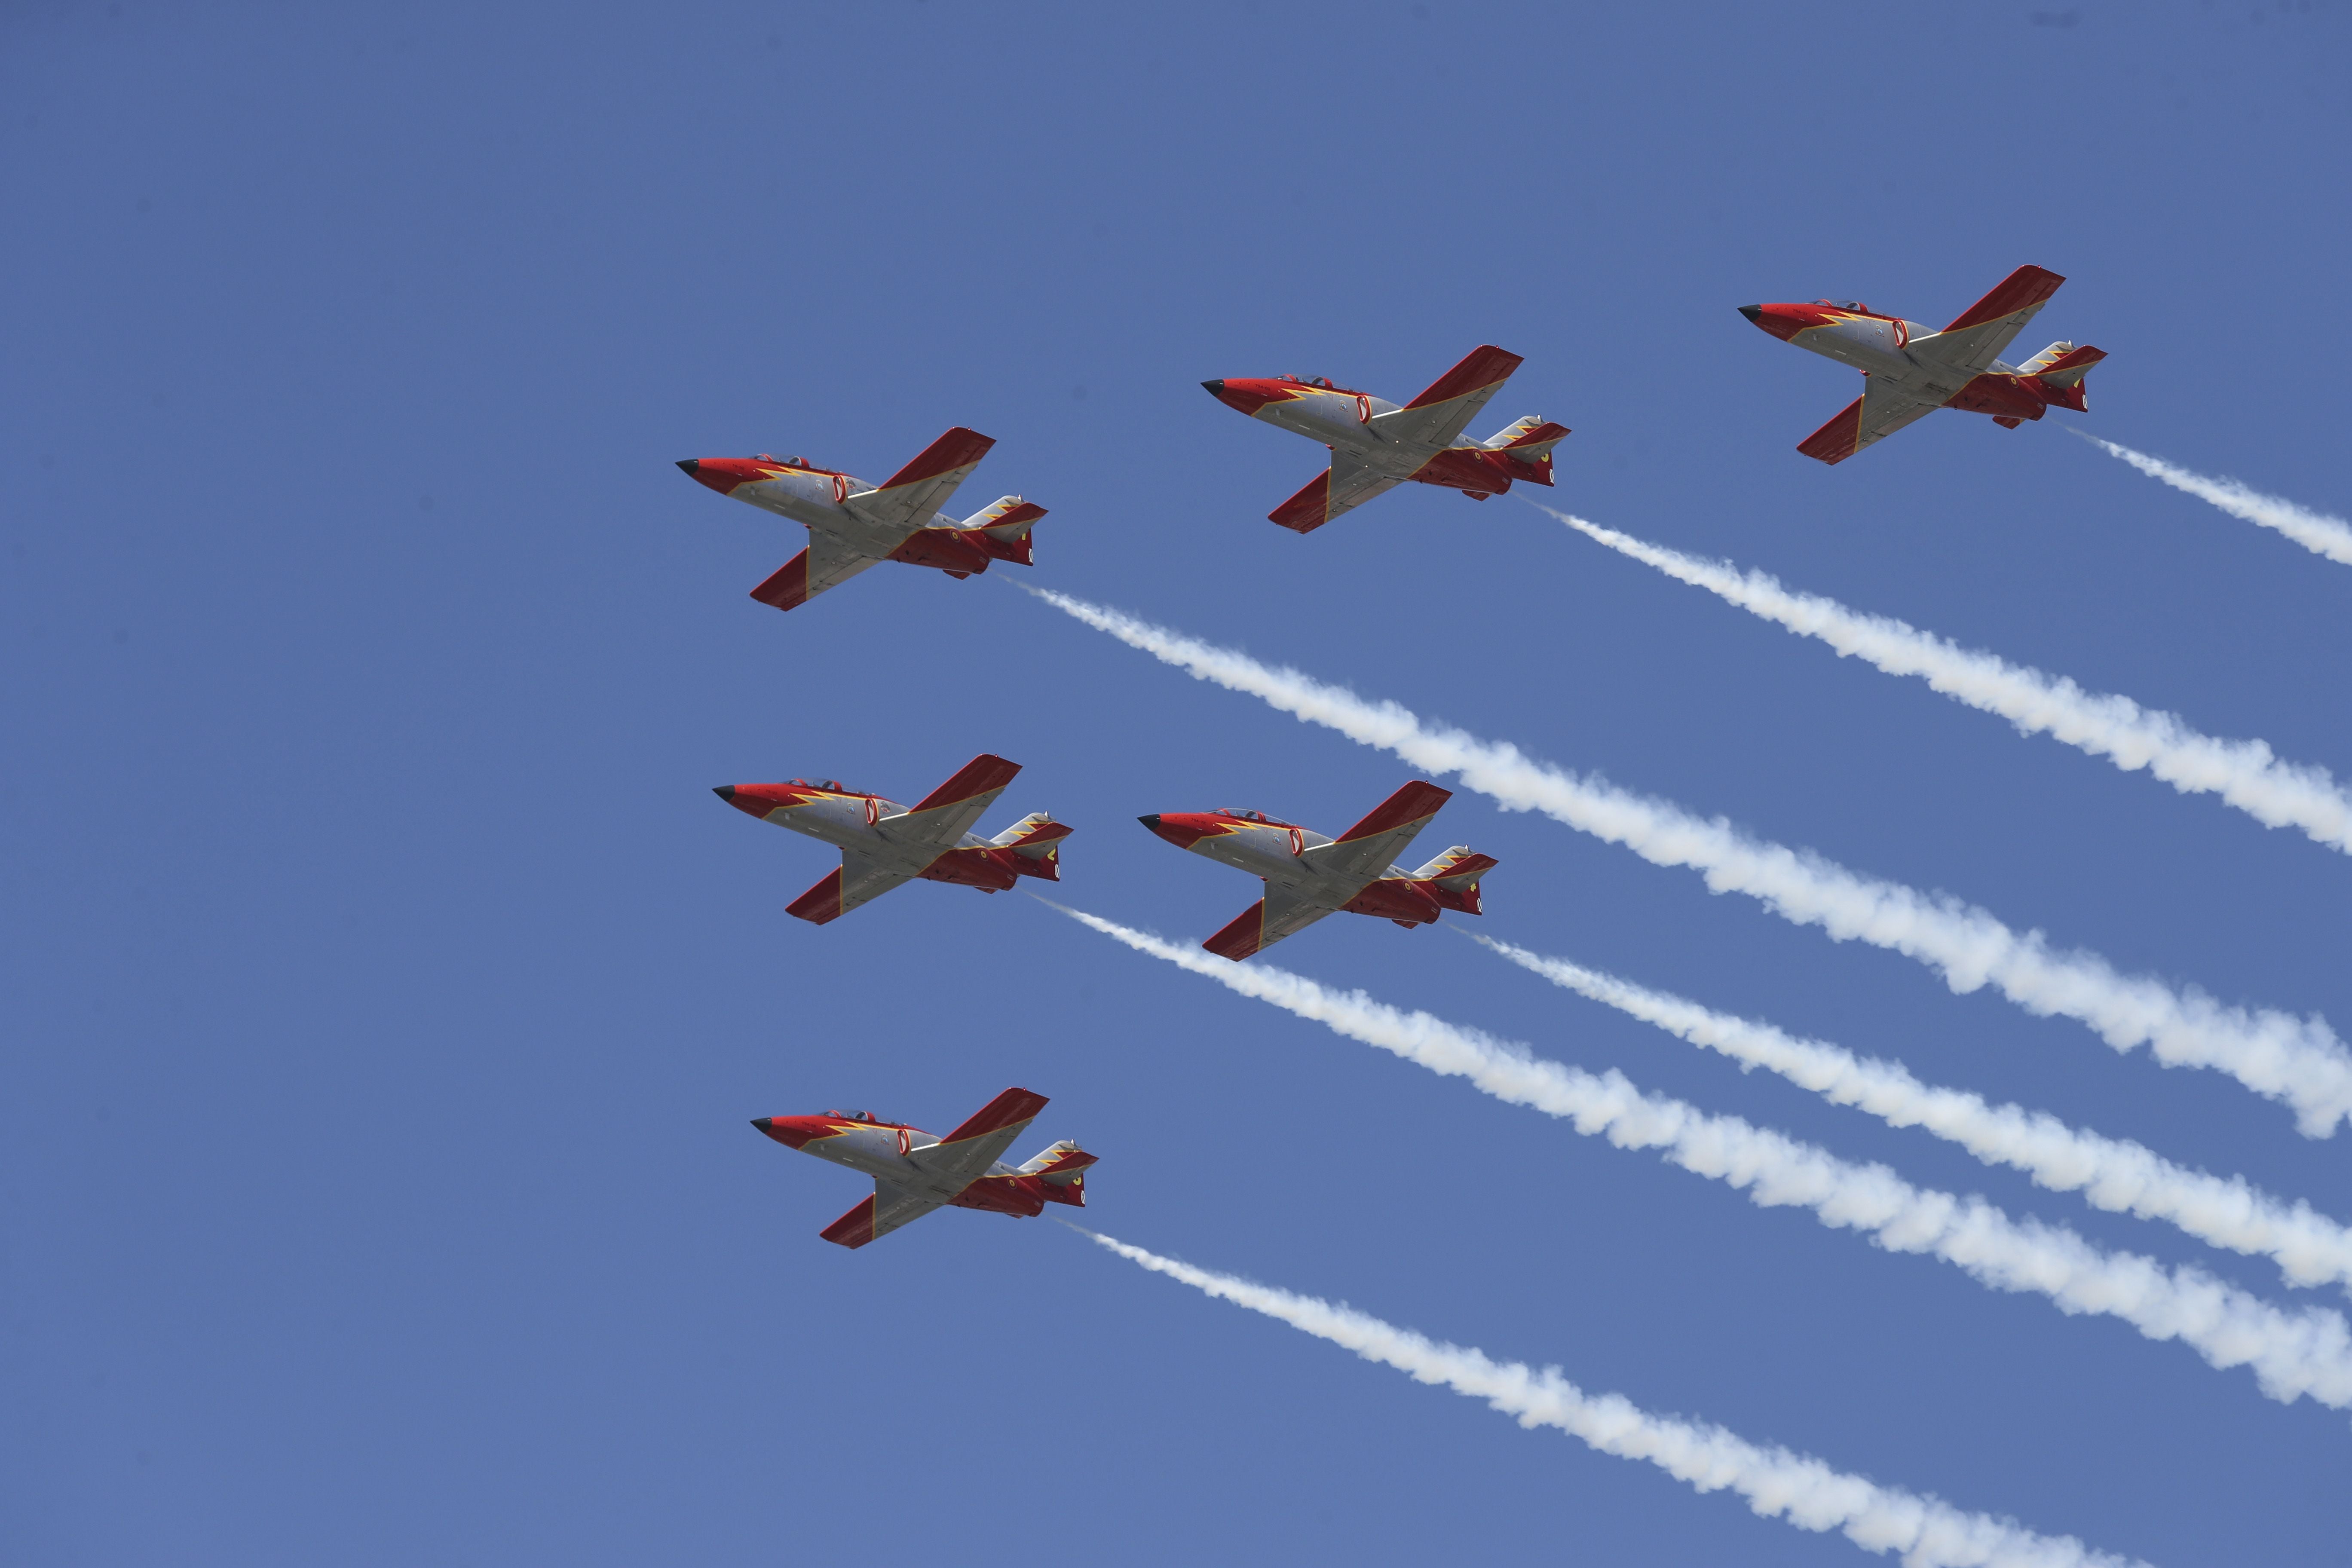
[1474, 933, 2352, 1297]
[1533, 503, 2352, 855]
[2068, 429, 2352, 567]
[1040, 900, 2352, 1411]
[1075, 1226, 2151, 1568]
[1014, 582, 2352, 1137]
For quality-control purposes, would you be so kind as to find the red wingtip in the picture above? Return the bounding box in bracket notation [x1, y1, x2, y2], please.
[820, 1195, 878, 1249]
[749, 550, 810, 611]
[876, 427, 995, 491]
[1269, 471, 1332, 533]
[1403, 345, 1522, 410]
[1201, 902, 1266, 961]
[911, 754, 1023, 813]
[1796, 397, 1865, 466]
[1942, 266, 2065, 334]
[941, 1087, 1051, 1145]
[1336, 781, 1452, 842]
[786, 868, 845, 925]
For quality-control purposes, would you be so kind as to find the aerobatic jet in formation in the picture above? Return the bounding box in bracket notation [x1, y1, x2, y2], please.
[676, 426, 1044, 610]
[714, 754, 1069, 925]
[1740, 265, 2106, 465]
[1140, 781, 1496, 960]
[751, 1087, 1096, 1249]
[1201, 346, 1568, 532]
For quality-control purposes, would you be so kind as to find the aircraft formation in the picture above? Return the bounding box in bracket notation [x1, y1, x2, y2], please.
[689, 263, 2104, 1247]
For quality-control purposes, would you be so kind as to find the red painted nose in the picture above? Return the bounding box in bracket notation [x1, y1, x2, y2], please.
[750, 1116, 818, 1150]
[1738, 304, 1815, 343]
[714, 784, 802, 819]
[677, 457, 767, 496]
[1201, 379, 1276, 416]
[1139, 813, 1210, 849]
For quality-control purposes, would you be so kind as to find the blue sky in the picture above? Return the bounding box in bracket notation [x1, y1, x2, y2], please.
[6, 3, 2349, 1563]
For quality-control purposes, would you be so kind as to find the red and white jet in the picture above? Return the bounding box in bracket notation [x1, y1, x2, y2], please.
[1741, 265, 2107, 465]
[1140, 780, 1496, 960]
[677, 426, 1044, 610]
[751, 1087, 1096, 1250]
[714, 754, 1069, 925]
[1202, 346, 1568, 532]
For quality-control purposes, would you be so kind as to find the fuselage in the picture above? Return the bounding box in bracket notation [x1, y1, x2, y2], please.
[1140, 808, 1445, 925]
[680, 455, 1013, 576]
[753, 1111, 1058, 1216]
[716, 779, 1029, 891]
[1203, 377, 1550, 497]
[1740, 302, 2061, 423]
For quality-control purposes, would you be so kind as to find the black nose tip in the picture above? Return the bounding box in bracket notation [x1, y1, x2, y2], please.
[1737, 305, 1762, 323]
[713, 785, 736, 801]
[1137, 814, 1162, 830]
[749, 1116, 773, 1131]
[676, 459, 701, 475]
[1200, 380, 1225, 397]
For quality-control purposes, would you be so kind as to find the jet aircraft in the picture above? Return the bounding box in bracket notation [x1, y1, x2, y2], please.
[1140, 780, 1496, 959]
[1740, 265, 2106, 465]
[1201, 346, 1568, 532]
[714, 754, 1069, 924]
[751, 1087, 1096, 1249]
[677, 426, 1044, 610]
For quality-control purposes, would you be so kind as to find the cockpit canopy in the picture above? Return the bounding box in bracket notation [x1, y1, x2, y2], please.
[1278, 375, 1342, 390]
[786, 778, 858, 794]
[754, 453, 812, 468]
[823, 1108, 885, 1124]
[1221, 808, 1274, 823]
[1813, 299, 1871, 313]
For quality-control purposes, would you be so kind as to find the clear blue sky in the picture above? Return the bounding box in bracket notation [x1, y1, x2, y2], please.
[6, 4, 2349, 1564]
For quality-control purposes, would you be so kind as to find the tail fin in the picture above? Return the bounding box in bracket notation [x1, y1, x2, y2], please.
[1410, 847, 1497, 915]
[989, 812, 1072, 880]
[2024, 343, 2105, 413]
[959, 496, 1047, 565]
[1015, 1139, 1096, 1207]
[1478, 417, 1571, 486]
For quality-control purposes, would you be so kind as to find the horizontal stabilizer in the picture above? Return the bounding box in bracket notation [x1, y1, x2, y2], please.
[1413, 847, 1497, 914]
[2029, 343, 2105, 410]
[1017, 1141, 1096, 1206]
[1479, 416, 1570, 485]
[962, 496, 1048, 564]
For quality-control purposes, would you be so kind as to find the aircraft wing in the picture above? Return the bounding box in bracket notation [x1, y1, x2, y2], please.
[1795, 376, 1944, 466]
[1906, 265, 2065, 377]
[1268, 448, 1408, 533]
[748, 530, 888, 611]
[911, 1087, 1050, 1190]
[843, 427, 996, 533]
[1300, 780, 1452, 883]
[1367, 344, 1523, 449]
[1201, 882, 1341, 960]
[820, 1178, 944, 1249]
[785, 847, 916, 924]
[884, 754, 1024, 847]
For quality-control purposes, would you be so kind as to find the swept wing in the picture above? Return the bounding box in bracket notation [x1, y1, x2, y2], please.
[1796, 377, 1944, 466]
[1367, 345, 1524, 449]
[1299, 780, 1452, 882]
[844, 427, 996, 532]
[885, 754, 1024, 847]
[1904, 265, 2065, 377]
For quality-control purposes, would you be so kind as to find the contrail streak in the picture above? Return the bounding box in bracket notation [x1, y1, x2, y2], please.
[2068, 429, 2352, 567]
[1474, 932, 2352, 1297]
[1014, 582, 2352, 1136]
[1041, 900, 2352, 1411]
[1074, 1226, 2153, 1568]
[1533, 503, 2352, 856]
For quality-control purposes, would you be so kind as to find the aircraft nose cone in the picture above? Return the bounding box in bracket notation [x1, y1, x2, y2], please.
[1200, 380, 1225, 397]
[713, 785, 736, 802]
[677, 458, 701, 475]
[1139, 813, 1207, 849]
[1738, 305, 1762, 324]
